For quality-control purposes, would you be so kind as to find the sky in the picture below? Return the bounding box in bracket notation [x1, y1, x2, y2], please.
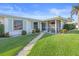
[0, 3, 78, 20]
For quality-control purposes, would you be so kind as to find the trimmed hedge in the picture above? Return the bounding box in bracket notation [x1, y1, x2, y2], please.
[60, 29, 68, 33]
[21, 30, 27, 35]
[0, 24, 9, 37]
[0, 24, 4, 37]
[32, 29, 40, 33]
[0, 24, 4, 33]
[63, 24, 75, 30]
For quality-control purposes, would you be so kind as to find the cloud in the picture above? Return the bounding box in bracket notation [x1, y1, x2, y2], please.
[0, 5, 14, 11]
[0, 5, 26, 16]
[0, 4, 40, 19]
[0, 4, 23, 13]
[33, 10, 45, 16]
[0, 4, 72, 19]
[49, 7, 71, 16]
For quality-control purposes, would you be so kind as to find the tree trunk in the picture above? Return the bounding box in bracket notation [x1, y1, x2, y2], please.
[78, 11, 79, 30]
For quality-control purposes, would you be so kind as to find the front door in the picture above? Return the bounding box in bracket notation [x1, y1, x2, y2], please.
[33, 22, 38, 30]
[42, 22, 46, 31]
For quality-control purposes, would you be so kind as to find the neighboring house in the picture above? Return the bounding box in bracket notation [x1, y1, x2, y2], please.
[0, 14, 64, 36]
[64, 18, 73, 24]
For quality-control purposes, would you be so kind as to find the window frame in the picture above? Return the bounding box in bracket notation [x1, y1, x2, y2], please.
[13, 20, 23, 30]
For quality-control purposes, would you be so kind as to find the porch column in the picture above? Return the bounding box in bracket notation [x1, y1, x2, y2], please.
[39, 21, 42, 32]
[46, 21, 48, 32]
[38, 22, 40, 29]
[55, 20, 57, 34]
[60, 20, 64, 29]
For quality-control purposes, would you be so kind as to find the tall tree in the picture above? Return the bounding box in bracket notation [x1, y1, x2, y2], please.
[71, 4, 79, 29]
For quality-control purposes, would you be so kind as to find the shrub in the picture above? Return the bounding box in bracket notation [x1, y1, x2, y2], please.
[60, 29, 68, 33]
[0, 32, 4, 37]
[0, 24, 9, 37]
[0, 24, 5, 37]
[0, 24, 4, 33]
[63, 24, 75, 30]
[32, 29, 40, 33]
[0, 32, 9, 37]
[21, 30, 27, 35]
[5, 32, 9, 37]
[35, 28, 40, 33]
[32, 29, 36, 33]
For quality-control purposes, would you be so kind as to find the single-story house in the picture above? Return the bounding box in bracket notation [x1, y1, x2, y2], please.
[0, 14, 64, 36]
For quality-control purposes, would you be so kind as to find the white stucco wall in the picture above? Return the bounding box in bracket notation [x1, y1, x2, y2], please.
[23, 20, 27, 30]
[3, 17, 33, 36]
[3, 16, 43, 36]
[26, 20, 33, 34]
[4, 17, 9, 33]
[0, 17, 5, 24]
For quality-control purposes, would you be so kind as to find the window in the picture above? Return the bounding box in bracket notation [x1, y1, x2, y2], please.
[14, 20, 23, 30]
[34, 22, 38, 29]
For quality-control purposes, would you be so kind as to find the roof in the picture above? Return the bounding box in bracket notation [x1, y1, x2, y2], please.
[0, 13, 41, 21]
[42, 16, 65, 21]
[0, 14, 66, 22]
[65, 18, 72, 22]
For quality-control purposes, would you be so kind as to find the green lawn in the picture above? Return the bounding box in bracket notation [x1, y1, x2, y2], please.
[67, 29, 79, 34]
[0, 33, 38, 56]
[28, 31, 79, 56]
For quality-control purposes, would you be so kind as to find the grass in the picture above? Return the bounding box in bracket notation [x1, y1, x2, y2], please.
[28, 30, 79, 56]
[0, 33, 38, 56]
[67, 29, 79, 34]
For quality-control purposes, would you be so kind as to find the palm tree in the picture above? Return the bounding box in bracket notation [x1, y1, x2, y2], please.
[71, 4, 79, 29]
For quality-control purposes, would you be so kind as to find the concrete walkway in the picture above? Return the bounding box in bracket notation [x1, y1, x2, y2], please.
[17, 32, 45, 56]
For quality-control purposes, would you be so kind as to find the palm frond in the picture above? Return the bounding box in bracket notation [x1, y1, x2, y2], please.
[71, 5, 79, 19]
